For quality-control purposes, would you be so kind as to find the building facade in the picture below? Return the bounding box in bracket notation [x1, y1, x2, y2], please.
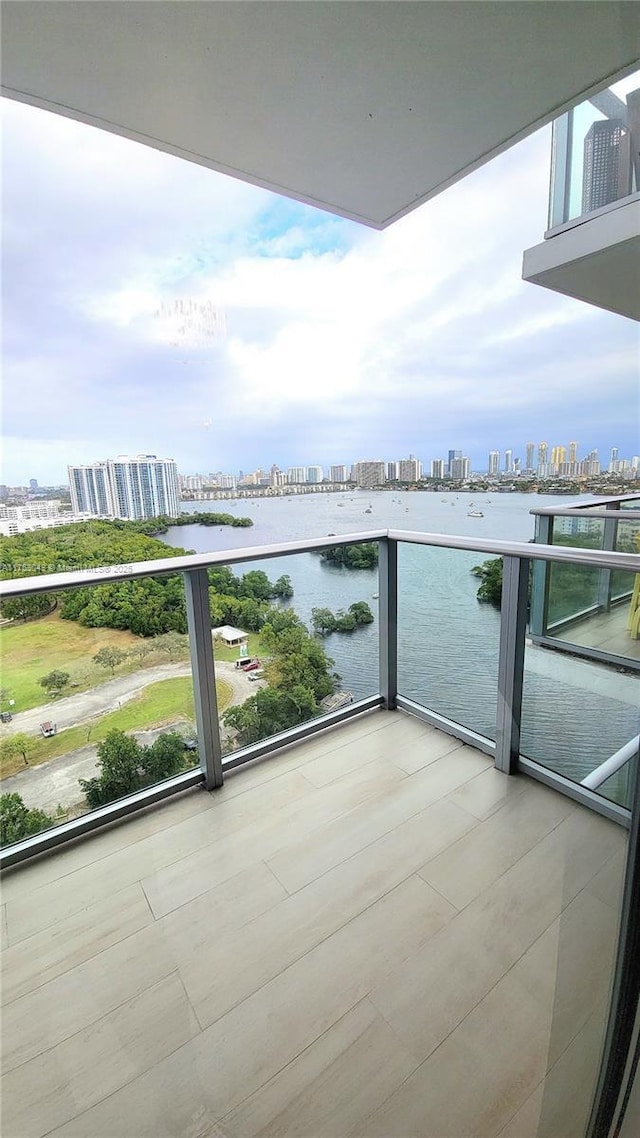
[68, 456, 179, 520]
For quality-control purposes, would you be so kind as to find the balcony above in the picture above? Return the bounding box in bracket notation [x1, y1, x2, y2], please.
[2, 2, 640, 228]
[522, 194, 640, 320]
[1, 710, 626, 1137]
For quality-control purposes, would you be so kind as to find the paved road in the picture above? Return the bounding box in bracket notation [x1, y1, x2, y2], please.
[2, 660, 257, 736]
[1, 662, 264, 814]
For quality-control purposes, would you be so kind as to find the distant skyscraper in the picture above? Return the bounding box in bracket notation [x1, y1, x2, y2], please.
[582, 119, 631, 214]
[398, 456, 422, 482]
[447, 449, 462, 477]
[29, 478, 38, 491]
[525, 442, 535, 471]
[386, 461, 399, 481]
[449, 455, 470, 480]
[68, 455, 178, 520]
[488, 451, 500, 476]
[609, 447, 619, 472]
[568, 441, 578, 464]
[287, 467, 306, 484]
[306, 465, 323, 484]
[330, 464, 348, 483]
[504, 450, 513, 473]
[551, 445, 566, 467]
[430, 459, 445, 479]
[353, 461, 386, 489]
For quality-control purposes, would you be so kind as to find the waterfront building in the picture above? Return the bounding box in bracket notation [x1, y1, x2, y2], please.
[68, 456, 179, 520]
[504, 449, 513, 473]
[386, 461, 399, 481]
[398, 456, 422, 482]
[525, 442, 535, 470]
[488, 451, 500, 476]
[306, 465, 323, 484]
[330, 464, 348, 483]
[430, 458, 445, 479]
[353, 460, 386, 489]
[287, 466, 307, 484]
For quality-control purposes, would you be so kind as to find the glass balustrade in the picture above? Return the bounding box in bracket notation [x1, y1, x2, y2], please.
[548, 74, 640, 230]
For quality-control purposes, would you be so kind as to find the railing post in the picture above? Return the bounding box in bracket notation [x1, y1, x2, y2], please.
[379, 537, 398, 710]
[529, 514, 551, 639]
[183, 568, 223, 790]
[495, 556, 529, 774]
[598, 503, 619, 612]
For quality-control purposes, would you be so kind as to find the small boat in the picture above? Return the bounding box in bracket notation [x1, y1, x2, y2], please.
[372, 593, 379, 599]
[468, 509, 484, 517]
[328, 532, 336, 536]
[364, 508, 372, 514]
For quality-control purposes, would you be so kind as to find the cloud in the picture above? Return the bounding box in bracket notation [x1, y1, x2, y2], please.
[1, 94, 638, 484]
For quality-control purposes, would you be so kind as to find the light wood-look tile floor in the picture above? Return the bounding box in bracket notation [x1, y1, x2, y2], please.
[0, 710, 627, 1138]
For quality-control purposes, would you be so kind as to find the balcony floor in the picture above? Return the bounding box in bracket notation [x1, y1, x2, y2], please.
[551, 601, 640, 662]
[0, 711, 626, 1138]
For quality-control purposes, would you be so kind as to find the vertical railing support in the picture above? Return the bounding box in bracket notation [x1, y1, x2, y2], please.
[598, 503, 619, 613]
[529, 514, 551, 638]
[495, 556, 529, 775]
[379, 537, 398, 710]
[184, 568, 223, 790]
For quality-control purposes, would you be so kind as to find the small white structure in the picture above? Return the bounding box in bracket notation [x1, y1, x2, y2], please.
[212, 625, 249, 647]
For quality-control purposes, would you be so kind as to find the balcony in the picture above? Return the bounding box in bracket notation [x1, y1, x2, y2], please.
[0, 708, 628, 1138]
[522, 78, 640, 321]
[1, 525, 639, 1136]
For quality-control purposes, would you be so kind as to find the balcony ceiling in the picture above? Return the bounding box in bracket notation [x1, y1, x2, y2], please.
[2, 1, 640, 228]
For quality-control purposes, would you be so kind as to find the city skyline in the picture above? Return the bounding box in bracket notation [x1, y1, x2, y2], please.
[2, 96, 638, 485]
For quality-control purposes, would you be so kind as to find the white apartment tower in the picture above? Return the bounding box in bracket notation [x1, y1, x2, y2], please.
[488, 451, 500, 476]
[68, 455, 179, 520]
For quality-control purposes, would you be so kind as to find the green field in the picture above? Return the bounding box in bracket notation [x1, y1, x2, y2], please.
[0, 612, 193, 713]
[0, 675, 232, 779]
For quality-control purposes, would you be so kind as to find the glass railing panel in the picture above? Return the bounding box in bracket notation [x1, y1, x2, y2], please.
[548, 76, 640, 229]
[596, 751, 637, 811]
[217, 545, 380, 761]
[522, 559, 640, 799]
[0, 573, 201, 849]
[397, 543, 500, 740]
[611, 517, 640, 602]
[546, 517, 605, 629]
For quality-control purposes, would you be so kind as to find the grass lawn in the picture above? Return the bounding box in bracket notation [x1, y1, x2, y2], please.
[0, 612, 148, 712]
[0, 675, 232, 779]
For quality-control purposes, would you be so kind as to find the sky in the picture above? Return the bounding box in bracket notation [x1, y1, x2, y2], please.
[2, 93, 639, 485]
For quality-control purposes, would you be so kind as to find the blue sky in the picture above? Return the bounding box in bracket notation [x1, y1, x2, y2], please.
[2, 95, 638, 484]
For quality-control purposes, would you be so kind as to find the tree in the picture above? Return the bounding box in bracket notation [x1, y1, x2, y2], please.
[471, 558, 503, 607]
[272, 575, 294, 599]
[92, 646, 129, 674]
[4, 733, 36, 768]
[79, 729, 189, 809]
[348, 601, 374, 625]
[334, 610, 358, 632]
[0, 593, 55, 622]
[0, 794, 55, 845]
[39, 670, 71, 697]
[80, 730, 142, 808]
[319, 543, 378, 570]
[152, 632, 189, 662]
[311, 607, 337, 635]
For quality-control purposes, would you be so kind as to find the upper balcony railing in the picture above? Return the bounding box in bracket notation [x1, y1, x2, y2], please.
[530, 493, 640, 670]
[1, 528, 638, 867]
[547, 80, 640, 233]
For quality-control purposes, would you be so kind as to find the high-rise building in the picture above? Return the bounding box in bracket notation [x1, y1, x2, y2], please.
[398, 457, 422, 482]
[449, 455, 470, 480]
[430, 459, 445, 479]
[504, 450, 513, 473]
[582, 119, 631, 214]
[353, 461, 386, 489]
[68, 455, 179, 520]
[330, 464, 348, 483]
[537, 442, 548, 469]
[609, 447, 619, 472]
[29, 478, 38, 491]
[447, 449, 462, 477]
[525, 442, 535, 471]
[551, 445, 566, 467]
[287, 467, 306, 484]
[568, 441, 578, 464]
[306, 465, 323, 484]
[488, 451, 500, 476]
[386, 461, 399, 482]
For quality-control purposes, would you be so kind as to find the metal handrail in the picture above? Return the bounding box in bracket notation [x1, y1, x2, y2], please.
[1, 528, 639, 597]
[531, 494, 640, 515]
[582, 736, 640, 791]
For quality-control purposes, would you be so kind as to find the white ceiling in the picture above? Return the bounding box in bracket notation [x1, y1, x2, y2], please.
[2, 1, 640, 228]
